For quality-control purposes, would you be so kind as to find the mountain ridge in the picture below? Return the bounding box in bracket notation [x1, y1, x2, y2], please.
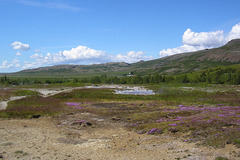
[8, 39, 240, 78]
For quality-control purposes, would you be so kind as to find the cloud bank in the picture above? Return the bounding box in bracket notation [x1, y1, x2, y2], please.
[23, 46, 104, 69]
[23, 46, 153, 69]
[159, 23, 240, 57]
[0, 59, 21, 69]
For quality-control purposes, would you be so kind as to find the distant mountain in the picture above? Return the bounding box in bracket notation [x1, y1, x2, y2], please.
[8, 39, 240, 78]
[12, 62, 131, 78]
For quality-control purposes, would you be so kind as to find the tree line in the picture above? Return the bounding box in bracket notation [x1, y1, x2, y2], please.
[1, 66, 240, 85]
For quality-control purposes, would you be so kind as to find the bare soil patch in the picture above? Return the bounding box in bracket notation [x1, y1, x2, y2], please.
[0, 112, 239, 160]
[0, 96, 26, 110]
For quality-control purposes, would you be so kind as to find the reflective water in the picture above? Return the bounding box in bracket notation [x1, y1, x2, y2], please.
[114, 87, 155, 95]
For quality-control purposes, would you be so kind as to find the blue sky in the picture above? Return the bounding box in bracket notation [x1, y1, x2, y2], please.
[1, 0, 240, 72]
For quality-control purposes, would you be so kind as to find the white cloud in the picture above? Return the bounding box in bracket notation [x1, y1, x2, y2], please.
[159, 23, 240, 57]
[159, 45, 206, 57]
[114, 51, 153, 63]
[227, 23, 240, 41]
[23, 45, 106, 69]
[22, 61, 40, 69]
[2, 60, 8, 66]
[16, 51, 21, 56]
[0, 59, 21, 69]
[30, 53, 43, 59]
[11, 41, 30, 51]
[182, 29, 225, 48]
[23, 45, 153, 69]
[62, 46, 104, 60]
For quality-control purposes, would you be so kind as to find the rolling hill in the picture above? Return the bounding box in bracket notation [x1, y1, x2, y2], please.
[7, 39, 240, 78]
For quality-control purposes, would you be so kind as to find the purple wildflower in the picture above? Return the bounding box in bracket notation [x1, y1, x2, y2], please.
[75, 120, 86, 123]
[218, 114, 225, 117]
[148, 128, 162, 134]
[66, 102, 81, 106]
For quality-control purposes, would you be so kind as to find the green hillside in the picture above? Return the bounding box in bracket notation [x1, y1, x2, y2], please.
[6, 39, 240, 78]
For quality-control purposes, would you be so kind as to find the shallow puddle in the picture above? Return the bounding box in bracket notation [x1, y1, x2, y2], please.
[114, 88, 155, 95]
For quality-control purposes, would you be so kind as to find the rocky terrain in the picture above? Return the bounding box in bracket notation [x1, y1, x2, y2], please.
[1, 112, 240, 160]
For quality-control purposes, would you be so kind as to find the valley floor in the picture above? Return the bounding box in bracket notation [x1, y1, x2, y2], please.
[0, 112, 239, 160]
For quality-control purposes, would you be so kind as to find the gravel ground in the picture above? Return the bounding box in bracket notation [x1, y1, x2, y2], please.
[0, 113, 239, 160]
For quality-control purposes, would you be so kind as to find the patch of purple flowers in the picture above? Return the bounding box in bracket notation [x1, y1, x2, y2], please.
[75, 120, 86, 123]
[148, 128, 162, 134]
[66, 102, 83, 109]
[156, 116, 186, 123]
[153, 104, 240, 137]
[66, 102, 81, 106]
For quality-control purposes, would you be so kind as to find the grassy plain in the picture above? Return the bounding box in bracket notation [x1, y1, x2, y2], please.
[0, 83, 240, 149]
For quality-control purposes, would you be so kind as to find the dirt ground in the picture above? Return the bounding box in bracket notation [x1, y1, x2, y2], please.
[0, 112, 240, 160]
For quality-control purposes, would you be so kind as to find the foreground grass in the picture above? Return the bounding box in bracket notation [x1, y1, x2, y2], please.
[54, 85, 240, 106]
[0, 84, 240, 148]
[0, 88, 39, 101]
[0, 96, 68, 118]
